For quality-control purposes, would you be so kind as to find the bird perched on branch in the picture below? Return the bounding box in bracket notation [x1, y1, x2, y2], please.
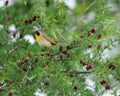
[34, 30, 59, 47]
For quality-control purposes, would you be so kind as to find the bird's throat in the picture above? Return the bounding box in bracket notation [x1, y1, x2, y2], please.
[36, 35, 42, 43]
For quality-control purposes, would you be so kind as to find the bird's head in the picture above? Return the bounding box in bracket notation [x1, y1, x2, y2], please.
[35, 31, 40, 36]
[34, 31, 42, 41]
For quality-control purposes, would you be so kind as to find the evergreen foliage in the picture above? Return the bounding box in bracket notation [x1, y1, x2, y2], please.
[0, 0, 120, 96]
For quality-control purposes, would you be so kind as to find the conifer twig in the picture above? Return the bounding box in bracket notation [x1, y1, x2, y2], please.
[94, 39, 118, 61]
[61, 70, 93, 74]
[18, 62, 33, 96]
[85, 84, 100, 96]
[8, 45, 20, 54]
[67, 0, 96, 30]
[8, 45, 26, 54]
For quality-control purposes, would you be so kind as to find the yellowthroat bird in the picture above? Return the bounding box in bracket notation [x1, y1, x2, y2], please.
[34, 31, 58, 47]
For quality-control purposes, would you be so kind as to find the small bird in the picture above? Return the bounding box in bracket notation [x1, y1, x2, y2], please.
[34, 30, 58, 47]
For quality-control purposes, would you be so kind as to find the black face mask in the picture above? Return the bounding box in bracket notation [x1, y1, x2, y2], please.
[35, 31, 40, 36]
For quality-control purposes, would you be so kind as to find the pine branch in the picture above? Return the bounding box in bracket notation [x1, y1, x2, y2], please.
[67, 0, 96, 31]
[61, 69, 93, 74]
[85, 84, 100, 96]
[18, 61, 33, 96]
[8, 45, 26, 54]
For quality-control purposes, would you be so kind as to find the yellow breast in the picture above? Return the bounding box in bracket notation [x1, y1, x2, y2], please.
[35, 34, 51, 47]
[35, 34, 41, 43]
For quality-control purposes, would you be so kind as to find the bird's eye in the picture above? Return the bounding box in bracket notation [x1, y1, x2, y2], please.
[35, 31, 40, 36]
